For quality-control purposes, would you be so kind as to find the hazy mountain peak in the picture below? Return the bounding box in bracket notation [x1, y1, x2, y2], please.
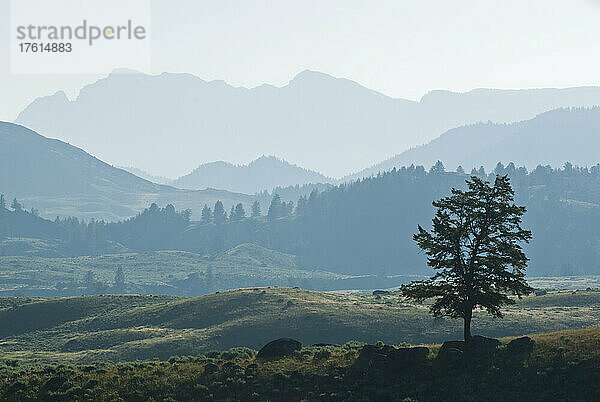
[172, 155, 330, 193]
[16, 70, 600, 178]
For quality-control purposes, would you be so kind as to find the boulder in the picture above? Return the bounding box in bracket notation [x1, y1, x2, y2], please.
[353, 344, 429, 371]
[372, 290, 391, 296]
[438, 347, 464, 365]
[470, 335, 501, 355]
[506, 337, 535, 356]
[437, 341, 465, 364]
[437, 336, 499, 363]
[257, 338, 302, 360]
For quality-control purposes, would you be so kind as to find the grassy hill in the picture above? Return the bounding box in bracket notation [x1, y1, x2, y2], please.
[0, 244, 359, 297]
[1, 288, 599, 363]
[0, 289, 600, 401]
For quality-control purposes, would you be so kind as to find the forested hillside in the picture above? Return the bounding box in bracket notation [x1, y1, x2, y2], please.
[2, 162, 600, 276]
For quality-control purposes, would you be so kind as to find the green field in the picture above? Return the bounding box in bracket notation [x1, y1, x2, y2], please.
[0, 300, 599, 400]
[0, 288, 599, 364]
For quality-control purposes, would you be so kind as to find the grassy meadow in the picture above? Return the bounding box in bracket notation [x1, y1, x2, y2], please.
[0, 288, 599, 363]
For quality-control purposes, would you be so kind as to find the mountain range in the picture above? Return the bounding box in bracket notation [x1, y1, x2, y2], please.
[15, 69, 600, 178]
[171, 155, 331, 193]
[351, 107, 600, 179]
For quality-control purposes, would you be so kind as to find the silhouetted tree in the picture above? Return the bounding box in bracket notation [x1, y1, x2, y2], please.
[402, 176, 533, 343]
[429, 160, 445, 174]
[0, 194, 5, 209]
[213, 201, 227, 225]
[251, 201, 261, 217]
[230, 205, 236, 222]
[234, 203, 246, 220]
[201, 204, 212, 224]
[267, 194, 284, 220]
[456, 166, 465, 174]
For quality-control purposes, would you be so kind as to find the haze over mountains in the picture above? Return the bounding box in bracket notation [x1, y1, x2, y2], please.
[352, 107, 600, 179]
[0, 122, 254, 221]
[16, 69, 600, 178]
[172, 155, 331, 194]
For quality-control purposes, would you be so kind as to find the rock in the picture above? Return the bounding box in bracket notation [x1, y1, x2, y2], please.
[506, 336, 535, 356]
[437, 336, 499, 363]
[439, 340, 465, 353]
[535, 290, 547, 296]
[437, 341, 465, 364]
[393, 346, 429, 364]
[470, 335, 501, 355]
[439, 347, 464, 364]
[372, 290, 391, 295]
[203, 363, 219, 374]
[353, 344, 429, 371]
[257, 338, 302, 360]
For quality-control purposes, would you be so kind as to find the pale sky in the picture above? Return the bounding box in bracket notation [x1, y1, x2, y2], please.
[2, 0, 600, 121]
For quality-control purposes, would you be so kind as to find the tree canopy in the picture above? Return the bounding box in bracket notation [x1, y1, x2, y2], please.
[402, 175, 533, 342]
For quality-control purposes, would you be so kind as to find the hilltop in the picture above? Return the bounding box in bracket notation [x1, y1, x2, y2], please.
[172, 156, 331, 194]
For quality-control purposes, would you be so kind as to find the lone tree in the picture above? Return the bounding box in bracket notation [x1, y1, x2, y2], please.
[402, 175, 533, 343]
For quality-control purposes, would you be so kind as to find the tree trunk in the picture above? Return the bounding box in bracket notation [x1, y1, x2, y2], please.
[463, 309, 472, 343]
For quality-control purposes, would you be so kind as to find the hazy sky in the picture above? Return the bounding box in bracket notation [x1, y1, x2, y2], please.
[2, 0, 600, 121]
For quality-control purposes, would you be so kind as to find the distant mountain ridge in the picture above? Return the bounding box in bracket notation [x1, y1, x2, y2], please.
[118, 166, 172, 185]
[0, 122, 255, 221]
[172, 155, 331, 194]
[16, 69, 600, 178]
[350, 107, 600, 179]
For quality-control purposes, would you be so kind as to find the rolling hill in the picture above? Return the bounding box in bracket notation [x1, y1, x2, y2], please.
[172, 155, 331, 194]
[0, 122, 255, 221]
[0, 288, 598, 362]
[352, 107, 600, 178]
[16, 69, 600, 178]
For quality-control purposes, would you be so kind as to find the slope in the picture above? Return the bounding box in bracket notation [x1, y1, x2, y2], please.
[0, 122, 255, 221]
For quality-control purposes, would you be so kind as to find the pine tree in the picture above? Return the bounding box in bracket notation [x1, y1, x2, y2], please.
[429, 160, 445, 174]
[230, 205, 236, 221]
[0, 194, 5, 209]
[234, 203, 246, 220]
[213, 201, 227, 225]
[456, 166, 465, 174]
[402, 175, 533, 343]
[267, 194, 283, 220]
[201, 204, 212, 224]
[251, 201, 261, 217]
